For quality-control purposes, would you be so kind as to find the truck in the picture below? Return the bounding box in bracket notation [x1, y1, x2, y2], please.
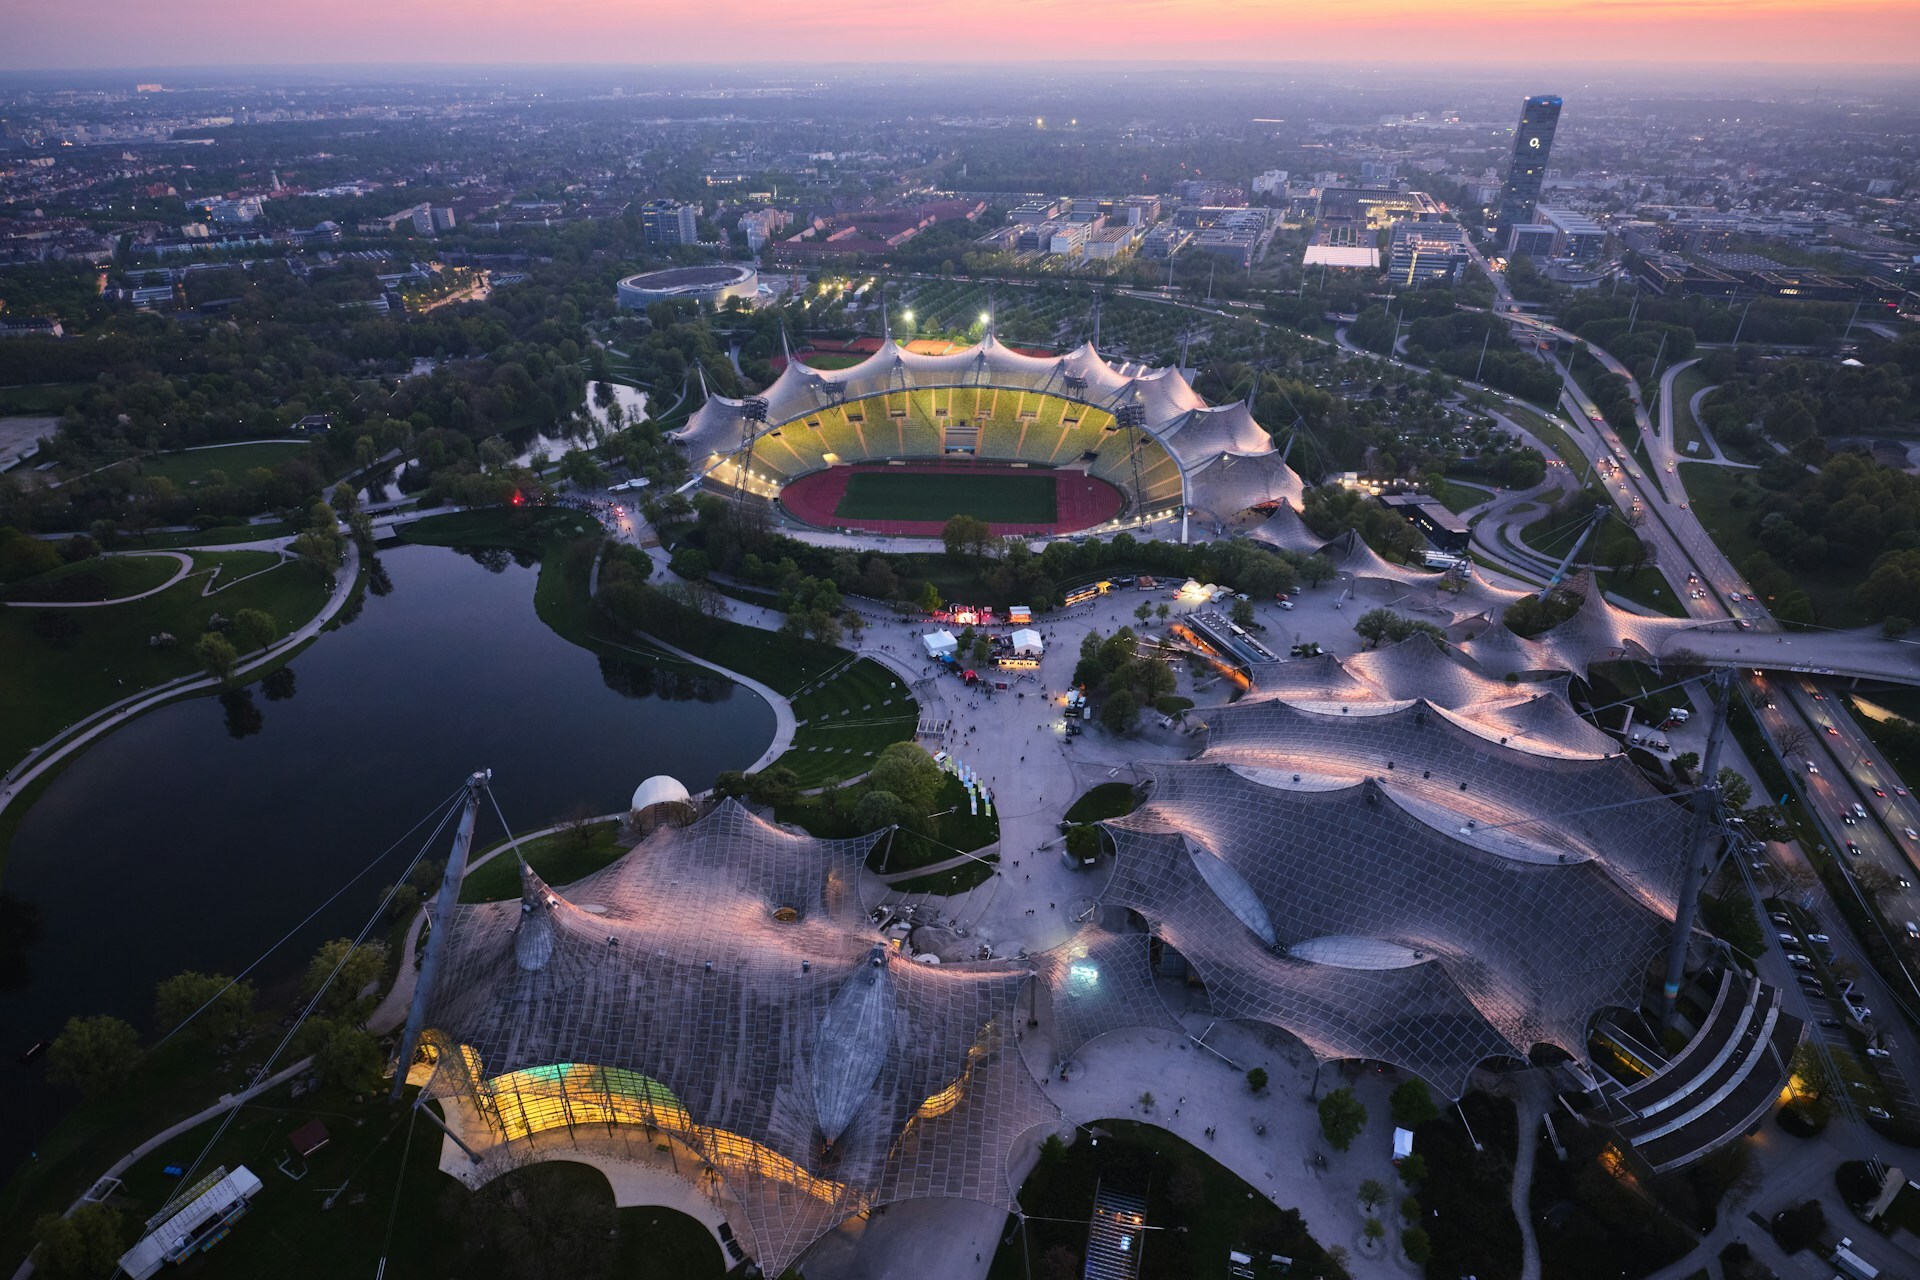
[1834, 1238, 1879, 1280]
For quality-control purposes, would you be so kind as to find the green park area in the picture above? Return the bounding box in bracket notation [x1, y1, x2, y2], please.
[1669, 365, 1713, 457]
[991, 1120, 1348, 1280]
[1679, 462, 1868, 626]
[836, 469, 1058, 524]
[1426, 476, 1490, 515]
[0, 553, 179, 604]
[135, 440, 313, 487]
[0, 382, 87, 415]
[0, 550, 331, 780]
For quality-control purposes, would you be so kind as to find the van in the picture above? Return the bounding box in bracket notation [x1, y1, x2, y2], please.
[1907, 921, 1919, 939]
[1228, 1252, 1256, 1280]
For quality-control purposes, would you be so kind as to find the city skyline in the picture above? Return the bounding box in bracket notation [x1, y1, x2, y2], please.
[2, 0, 1918, 70]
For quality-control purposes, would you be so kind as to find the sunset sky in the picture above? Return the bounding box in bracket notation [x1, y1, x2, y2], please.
[2, 0, 1917, 70]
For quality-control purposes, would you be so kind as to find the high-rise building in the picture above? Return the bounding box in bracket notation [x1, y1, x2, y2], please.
[1496, 95, 1562, 231]
[641, 199, 700, 247]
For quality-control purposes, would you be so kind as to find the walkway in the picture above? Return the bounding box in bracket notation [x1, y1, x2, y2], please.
[0, 543, 361, 820]
[3, 551, 192, 608]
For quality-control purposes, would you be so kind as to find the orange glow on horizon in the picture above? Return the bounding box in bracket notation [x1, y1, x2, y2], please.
[4, 0, 1918, 67]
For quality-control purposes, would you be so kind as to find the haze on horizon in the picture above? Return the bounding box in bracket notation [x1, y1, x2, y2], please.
[2, 0, 1918, 73]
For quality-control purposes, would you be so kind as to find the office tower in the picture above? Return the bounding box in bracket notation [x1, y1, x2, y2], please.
[1496, 95, 1562, 230]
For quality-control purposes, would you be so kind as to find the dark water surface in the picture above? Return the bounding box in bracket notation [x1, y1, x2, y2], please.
[0, 543, 772, 1176]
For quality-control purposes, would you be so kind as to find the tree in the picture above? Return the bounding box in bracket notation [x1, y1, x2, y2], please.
[1317, 1086, 1367, 1151]
[1064, 824, 1103, 862]
[854, 789, 911, 831]
[942, 514, 993, 561]
[1771, 1199, 1825, 1253]
[1134, 602, 1153, 623]
[230, 607, 277, 653]
[1775, 723, 1812, 761]
[313, 1020, 385, 1094]
[1884, 616, 1912, 640]
[30, 1204, 127, 1280]
[917, 581, 942, 613]
[867, 742, 944, 815]
[1139, 1091, 1156, 1112]
[193, 631, 239, 685]
[154, 971, 254, 1043]
[1400, 1194, 1422, 1223]
[1362, 1216, 1385, 1246]
[1358, 1178, 1388, 1210]
[1246, 1066, 1269, 1094]
[46, 1015, 140, 1099]
[1230, 598, 1256, 628]
[1402, 1226, 1432, 1266]
[1100, 690, 1139, 735]
[1717, 767, 1754, 811]
[1390, 1079, 1440, 1130]
[1397, 1152, 1428, 1186]
[302, 938, 389, 1017]
[1354, 606, 1397, 648]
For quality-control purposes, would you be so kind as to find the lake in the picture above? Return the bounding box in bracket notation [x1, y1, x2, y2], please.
[0, 542, 772, 1175]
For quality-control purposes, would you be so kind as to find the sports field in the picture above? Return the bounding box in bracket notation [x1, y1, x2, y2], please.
[836, 470, 1058, 523]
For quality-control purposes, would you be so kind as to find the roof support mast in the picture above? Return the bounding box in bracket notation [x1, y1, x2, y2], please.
[390, 769, 491, 1102]
[1538, 505, 1610, 600]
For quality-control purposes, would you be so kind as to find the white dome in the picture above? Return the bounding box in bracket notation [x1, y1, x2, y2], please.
[631, 775, 691, 812]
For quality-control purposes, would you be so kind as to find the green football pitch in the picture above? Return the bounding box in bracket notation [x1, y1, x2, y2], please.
[835, 470, 1058, 523]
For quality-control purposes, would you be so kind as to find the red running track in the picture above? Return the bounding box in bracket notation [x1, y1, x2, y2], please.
[780, 461, 1125, 538]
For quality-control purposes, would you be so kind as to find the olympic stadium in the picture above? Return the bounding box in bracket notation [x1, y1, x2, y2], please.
[669, 332, 1305, 539]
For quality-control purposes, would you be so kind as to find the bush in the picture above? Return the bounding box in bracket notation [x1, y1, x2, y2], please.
[1770, 1199, 1825, 1253]
[1775, 1103, 1828, 1138]
[1246, 1066, 1268, 1094]
[1402, 1226, 1432, 1266]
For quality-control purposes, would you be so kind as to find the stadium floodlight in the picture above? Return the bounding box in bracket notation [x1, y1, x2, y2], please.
[903, 309, 914, 322]
[979, 311, 990, 324]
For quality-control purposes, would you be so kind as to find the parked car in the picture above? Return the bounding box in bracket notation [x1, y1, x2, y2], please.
[1870, 1107, 1893, 1120]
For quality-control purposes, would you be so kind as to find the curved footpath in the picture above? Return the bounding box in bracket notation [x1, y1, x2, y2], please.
[0, 543, 361, 822]
[3, 552, 194, 609]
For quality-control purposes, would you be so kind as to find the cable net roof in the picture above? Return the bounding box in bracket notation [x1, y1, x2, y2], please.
[420, 800, 1056, 1274]
[1100, 746, 1678, 1093]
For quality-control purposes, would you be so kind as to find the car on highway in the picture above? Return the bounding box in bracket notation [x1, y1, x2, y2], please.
[1826, 724, 1840, 736]
[1727, 589, 1743, 602]
[1874, 787, 1888, 797]
[1906, 828, 1918, 840]
[1842, 814, 1859, 825]
[1845, 841, 1861, 855]
[1808, 933, 1830, 943]
[1808, 761, 1820, 774]
[1898, 787, 1910, 797]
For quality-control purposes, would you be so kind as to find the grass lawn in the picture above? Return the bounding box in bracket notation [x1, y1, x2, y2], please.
[1, 554, 178, 603]
[1680, 462, 1868, 627]
[460, 821, 625, 902]
[1669, 365, 1712, 457]
[990, 1119, 1347, 1280]
[793, 352, 868, 370]
[1498, 402, 1590, 475]
[139, 440, 312, 487]
[836, 470, 1057, 524]
[1064, 781, 1141, 823]
[0, 552, 330, 788]
[0, 382, 87, 414]
[139, 521, 296, 549]
[1431, 476, 1493, 514]
[772, 774, 997, 876]
[779, 655, 919, 788]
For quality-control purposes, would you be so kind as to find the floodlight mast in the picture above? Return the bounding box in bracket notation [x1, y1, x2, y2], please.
[1661, 669, 1730, 1031]
[389, 769, 491, 1102]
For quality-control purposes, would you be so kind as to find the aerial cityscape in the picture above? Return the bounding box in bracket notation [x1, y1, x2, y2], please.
[0, 16, 1917, 1280]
